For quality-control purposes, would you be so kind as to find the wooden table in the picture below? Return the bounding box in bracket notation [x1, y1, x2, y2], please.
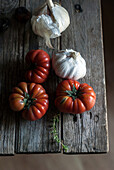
[0, 0, 108, 155]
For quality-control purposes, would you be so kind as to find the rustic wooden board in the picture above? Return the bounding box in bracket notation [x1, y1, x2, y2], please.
[61, 0, 108, 153]
[0, 8, 17, 154]
[15, 0, 61, 153]
[0, 0, 108, 155]
[0, 0, 18, 14]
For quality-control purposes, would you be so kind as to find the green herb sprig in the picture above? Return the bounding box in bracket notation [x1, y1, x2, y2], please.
[51, 114, 68, 152]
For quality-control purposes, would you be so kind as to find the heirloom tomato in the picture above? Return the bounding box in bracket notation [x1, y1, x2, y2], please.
[9, 82, 49, 121]
[25, 49, 50, 83]
[55, 80, 96, 114]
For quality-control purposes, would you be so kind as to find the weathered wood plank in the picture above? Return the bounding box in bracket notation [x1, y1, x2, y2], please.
[61, 0, 108, 153]
[15, 0, 61, 153]
[0, 5, 18, 154]
[0, 0, 108, 155]
[0, 0, 18, 14]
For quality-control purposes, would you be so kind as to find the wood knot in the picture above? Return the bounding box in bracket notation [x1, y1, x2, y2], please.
[0, 18, 10, 33]
[94, 115, 99, 123]
[75, 4, 83, 13]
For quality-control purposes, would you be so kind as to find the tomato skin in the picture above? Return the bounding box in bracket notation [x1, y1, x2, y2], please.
[55, 80, 96, 114]
[9, 82, 49, 121]
[9, 93, 25, 111]
[25, 50, 50, 83]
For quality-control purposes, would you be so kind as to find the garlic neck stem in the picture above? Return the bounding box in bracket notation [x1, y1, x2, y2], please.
[47, 0, 54, 9]
[69, 52, 77, 59]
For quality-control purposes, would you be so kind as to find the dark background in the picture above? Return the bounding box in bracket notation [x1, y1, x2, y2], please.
[0, 0, 114, 169]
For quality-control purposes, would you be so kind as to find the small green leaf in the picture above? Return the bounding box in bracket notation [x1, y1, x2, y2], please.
[54, 136, 57, 140]
[72, 84, 77, 93]
[51, 115, 69, 151]
[65, 90, 73, 96]
[63, 145, 69, 151]
[60, 97, 66, 104]
[24, 92, 29, 98]
[56, 116, 59, 123]
[31, 93, 33, 98]
[65, 85, 78, 100]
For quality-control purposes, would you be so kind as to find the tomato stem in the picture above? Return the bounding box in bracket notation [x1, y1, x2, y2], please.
[27, 63, 37, 70]
[23, 92, 36, 109]
[65, 85, 84, 100]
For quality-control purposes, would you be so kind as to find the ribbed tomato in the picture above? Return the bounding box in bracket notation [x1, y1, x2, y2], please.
[9, 82, 49, 121]
[55, 80, 96, 114]
[25, 49, 50, 83]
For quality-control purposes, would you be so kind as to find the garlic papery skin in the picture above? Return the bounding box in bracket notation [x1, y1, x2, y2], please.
[47, 0, 70, 33]
[31, 14, 61, 49]
[31, 0, 70, 48]
[52, 49, 86, 80]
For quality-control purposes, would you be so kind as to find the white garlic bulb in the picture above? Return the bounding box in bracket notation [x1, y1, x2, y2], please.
[31, 0, 70, 48]
[52, 49, 86, 80]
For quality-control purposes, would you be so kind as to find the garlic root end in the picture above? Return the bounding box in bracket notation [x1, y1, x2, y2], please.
[45, 37, 54, 49]
[69, 52, 77, 59]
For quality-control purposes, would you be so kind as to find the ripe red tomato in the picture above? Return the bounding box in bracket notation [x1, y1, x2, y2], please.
[55, 80, 96, 114]
[25, 49, 50, 83]
[9, 82, 49, 121]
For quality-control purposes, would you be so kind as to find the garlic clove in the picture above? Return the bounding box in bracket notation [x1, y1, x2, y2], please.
[47, 0, 70, 33]
[31, 0, 70, 48]
[51, 4, 70, 33]
[31, 14, 61, 49]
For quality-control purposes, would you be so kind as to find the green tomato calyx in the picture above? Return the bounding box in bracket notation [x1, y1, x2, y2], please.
[23, 92, 36, 109]
[65, 85, 84, 100]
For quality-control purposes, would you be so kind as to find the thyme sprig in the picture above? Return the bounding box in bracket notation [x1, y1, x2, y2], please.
[51, 114, 68, 152]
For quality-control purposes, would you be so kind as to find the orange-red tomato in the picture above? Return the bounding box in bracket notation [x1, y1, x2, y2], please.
[25, 49, 50, 83]
[9, 82, 49, 121]
[55, 80, 96, 114]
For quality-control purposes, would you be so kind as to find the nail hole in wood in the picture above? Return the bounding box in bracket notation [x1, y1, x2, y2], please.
[93, 147, 96, 151]
[90, 112, 92, 119]
[80, 114, 82, 119]
[73, 114, 77, 122]
[75, 4, 83, 13]
[94, 115, 99, 123]
[93, 147, 99, 152]
[91, 28, 94, 32]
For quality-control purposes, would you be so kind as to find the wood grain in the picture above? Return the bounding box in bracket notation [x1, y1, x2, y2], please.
[0, 8, 18, 155]
[0, 0, 108, 154]
[15, 0, 61, 153]
[0, 0, 18, 14]
[61, 0, 108, 153]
